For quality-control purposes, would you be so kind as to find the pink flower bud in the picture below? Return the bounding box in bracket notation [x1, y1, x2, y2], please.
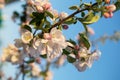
[27, 0, 34, 5]
[35, 57, 41, 64]
[43, 2, 51, 10]
[62, 25, 69, 30]
[103, 12, 110, 18]
[74, 45, 80, 50]
[36, 6, 44, 13]
[109, 12, 113, 18]
[108, 4, 116, 12]
[87, 27, 95, 35]
[105, 0, 110, 4]
[43, 33, 52, 40]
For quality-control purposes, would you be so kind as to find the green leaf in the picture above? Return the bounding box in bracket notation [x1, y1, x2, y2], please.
[69, 5, 79, 10]
[40, 54, 47, 58]
[24, 70, 30, 74]
[29, 18, 36, 24]
[63, 49, 71, 55]
[45, 11, 54, 19]
[67, 56, 76, 63]
[64, 18, 76, 25]
[81, 12, 85, 17]
[83, 15, 100, 24]
[32, 12, 45, 19]
[79, 33, 91, 49]
[114, 1, 120, 12]
[22, 25, 32, 32]
[25, 58, 35, 64]
[67, 39, 76, 45]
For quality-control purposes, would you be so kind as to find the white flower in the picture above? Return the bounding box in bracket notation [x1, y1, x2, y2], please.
[73, 48, 101, 71]
[36, 28, 67, 60]
[59, 12, 68, 20]
[87, 27, 95, 35]
[45, 70, 53, 80]
[29, 63, 41, 77]
[35, 0, 51, 12]
[21, 31, 33, 44]
[73, 60, 87, 72]
[14, 39, 24, 48]
[56, 55, 66, 67]
[1, 44, 22, 64]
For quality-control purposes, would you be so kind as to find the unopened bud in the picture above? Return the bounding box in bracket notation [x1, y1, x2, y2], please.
[62, 25, 69, 30]
[43, 33, 52, 40]
[43, 3, 51, 10]
[105, 0, 110, 4]
[35, 57, 41, 64]
[103, 12, 110, 18]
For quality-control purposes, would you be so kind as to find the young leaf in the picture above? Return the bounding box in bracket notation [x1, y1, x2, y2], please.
[63, 49, 71, 55]
[40, 54, 47, 58]
[69, 5, 79, 10]
[67, 56, 76, 63]
[83, 15, 100, 24]
[114, 1, 120, 12]
[22, 25, 32, 32]
[45, 11, 54, 19]
[79, 33, 91, 49]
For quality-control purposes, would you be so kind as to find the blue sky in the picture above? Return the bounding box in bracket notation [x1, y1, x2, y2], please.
[0, 0, 120, 80]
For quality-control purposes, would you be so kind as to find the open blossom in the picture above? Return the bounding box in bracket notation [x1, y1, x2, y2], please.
[1, 44, 22, 64]
[29, 63, 41, 77]
[56, 55, 66, 67]
[35, 0, 51, 12]
[0, 0, 5, 8]
[48, 9, 59, 21]
[104, 4, 116, 18]
[59, 12, 68, 20]
[105, 0, 110, 4]
[45, 70, 53, 80]
[73, 48, 101, 72]
[107, 4, 116, 12]
[21, 31, 33, 44]
[35, 28, 67, 60]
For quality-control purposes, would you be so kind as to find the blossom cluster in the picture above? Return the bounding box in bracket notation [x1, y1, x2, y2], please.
[0, 0, 119, 79]
[103, 0, 116, 18]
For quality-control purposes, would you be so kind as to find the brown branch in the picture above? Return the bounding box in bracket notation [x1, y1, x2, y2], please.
[50, 8, 88, 30]
[50, 2, 99, 31]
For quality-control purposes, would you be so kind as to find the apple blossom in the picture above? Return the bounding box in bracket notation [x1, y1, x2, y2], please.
[56, 55, 66, 67]
[21, 31, 33, 44]
[44, 70, 53, 80]
[103, 12, 110, 18]
[107, 4, 116, 12]
[105, 0, 110, 4]
[29, 63, 41, 77]
[73, 47, 101, 71]
[59, 12, 68, 20]
[0, 0, 5, 8]
[87, 27, 95, 35]
[1, 44, 22, 64]
[35, 28, 67, 60]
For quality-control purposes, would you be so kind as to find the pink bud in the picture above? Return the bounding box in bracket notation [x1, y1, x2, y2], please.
[87, 27, 95, 35]
[43, 3, 51, 10]
[105, 0, 110, 4]
[62, 25, 69, 30]
[27, 0, 34, 5]
[36, 6, 44, 13]
[74, 45, 80, 50]
[109, 12, 113, 18]
[103, 12, 110, 18]
[43, 33, 52, 40]
[108, 4, 116, 12]
[35, 57, 41, 64]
